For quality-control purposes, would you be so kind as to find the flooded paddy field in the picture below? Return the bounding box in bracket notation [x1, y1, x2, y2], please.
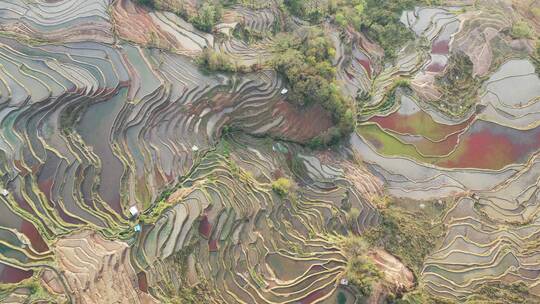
[0, 0, 538, 303]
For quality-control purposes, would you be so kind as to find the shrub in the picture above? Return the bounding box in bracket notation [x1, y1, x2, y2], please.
[533, 7, 540, 19]
[196, 48, 236, 72]
[346, 255, 381, 296]
[272, 178, 292, 197]
[190, 2, 222, 32]
[511, 21, 533, 39]
[134, 0, 154, 8]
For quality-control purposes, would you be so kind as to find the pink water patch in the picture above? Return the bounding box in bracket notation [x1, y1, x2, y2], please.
[356, 56, 372, 77]
[300, 289, 325, 304]
[437, 122, 540, 169]
[432, 39, 450, 55]
[0, 265, 32, 283]
[426, 61, 446, 73]
[21, 220, 49, 253]
[370, 110, 474, 142]
[199, 214, 212, 239]
[209, 239, 218, 252]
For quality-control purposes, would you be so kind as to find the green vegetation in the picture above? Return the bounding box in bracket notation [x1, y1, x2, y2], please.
[189, 2, 223, 32]
[332, 0, 425, 60]
[533, 7, 540, 19]
[346, 255, 381, 296]
[135, 0, 155, 8]
[135, 0, 223, 33]
[435, 52, 481, 117]
[60, 103, 88, 134]
[196, 48, 236, 72]
[166, 241, 216, 303]
[272, 28, 356, 146]
[363, 202, 445, 275]
[396, 289, 456, 304]
[464, 282, 540, 304]
[272, 177, 292, 197]
[284, 0, 439, 60]
[283, 0, 329, 23]
[339, 236, 382, 296]
[1, 276, 58, 303]
[510, 21, 533, 39]
[532, 41, 540, 76]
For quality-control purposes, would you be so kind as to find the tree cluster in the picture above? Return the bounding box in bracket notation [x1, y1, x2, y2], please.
[272, 28, 356, 146]
[332, 0, 436, 60]
[284, 0, 439, 61]
[189, 2, 223, 32]
[135, 0, 223, 33]
[196, 48, 236, 72]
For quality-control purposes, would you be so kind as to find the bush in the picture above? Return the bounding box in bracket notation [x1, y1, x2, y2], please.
[533, 7, 540, 19]
[272, 178, 292, 197]
[134, 0, 154, 8]
[346, 255, 381, 296]
[196, 48, 236, 72]
[190, 2, 222, 32]
[511, 21, 533, 39]
[331, 0, 429, 60]
[533, 41, 540, 75]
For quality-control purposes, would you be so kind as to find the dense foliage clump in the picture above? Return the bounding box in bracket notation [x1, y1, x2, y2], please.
[284, 0, 440, 60]
[135, 0, 223, 33]
[532, 41, 540, 76]
[196, 48, 236, 72]
[435, 52, 481, 116]
[464, 282, 540, 304]
[511, 20, 533, 39]
[332, 0, 424, 59]
[189, 2, 223, 32]
[272, 177, 292, 197]
[339, 236, 382, 296]
[272, 28, 356, 146]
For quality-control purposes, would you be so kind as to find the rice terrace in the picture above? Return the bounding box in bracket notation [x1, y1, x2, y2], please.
[0, 0, 539, 303]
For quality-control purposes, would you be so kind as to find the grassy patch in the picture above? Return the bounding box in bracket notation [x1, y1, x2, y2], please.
[363, 200, 446, 275]
[464, 282, 540, 303]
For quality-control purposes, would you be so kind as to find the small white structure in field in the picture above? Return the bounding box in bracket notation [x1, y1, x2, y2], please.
[419, 203, 426, 209]
[129, 206, 139, 217]
[1, 189, 8, 197]
[340, 278, 349, 286]
[192, 145, 199, 152]
[134, 224, 142, 232]
[281, 88, 288, 95]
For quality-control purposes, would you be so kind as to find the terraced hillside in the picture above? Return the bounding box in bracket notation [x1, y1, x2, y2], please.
[0, 0, 539, 303]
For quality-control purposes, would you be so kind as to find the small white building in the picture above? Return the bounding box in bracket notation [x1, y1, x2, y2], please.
[340, 278, 349, 286]
[191, 145, 199, 152]
[129, 206, 139, 217]
[281, 88, 288, 95]
[1, 189, 8, 197]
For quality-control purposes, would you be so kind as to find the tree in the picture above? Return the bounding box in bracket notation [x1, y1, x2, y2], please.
[190, 2, 222, 32]
[511, 21, 533, 39]
[196, 48, 236, 72]
[272, 178, 292, 197]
